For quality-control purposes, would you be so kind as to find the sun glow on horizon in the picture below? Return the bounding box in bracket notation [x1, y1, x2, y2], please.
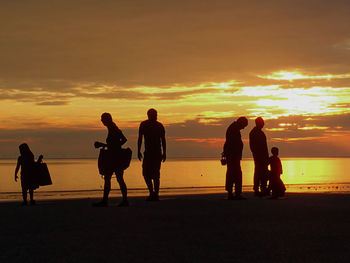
[260, 71, 350, 81]
[1, 70, 349, 157]
[1, 78, 349, 130]
[298, 126, 329, 130]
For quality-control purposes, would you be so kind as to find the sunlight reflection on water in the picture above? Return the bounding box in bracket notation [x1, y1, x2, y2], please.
[1, 158, 349, 200]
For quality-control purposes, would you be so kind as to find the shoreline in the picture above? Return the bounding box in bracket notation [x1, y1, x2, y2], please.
[0, 183, 350, 203]
[2, 182, 350, 202]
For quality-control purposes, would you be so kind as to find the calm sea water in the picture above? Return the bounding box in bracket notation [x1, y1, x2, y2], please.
[1, 158, 349, 200]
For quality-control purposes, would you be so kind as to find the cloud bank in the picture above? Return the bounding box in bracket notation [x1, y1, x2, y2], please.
[0, 0, 350, 157]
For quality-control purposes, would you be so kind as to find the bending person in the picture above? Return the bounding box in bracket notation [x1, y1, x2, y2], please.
[94, 112, 128, 207]
[223, 117, 248, 200]
[138, 108, 166, 201]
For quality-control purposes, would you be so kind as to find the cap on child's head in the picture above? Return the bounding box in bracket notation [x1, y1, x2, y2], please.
[271, 147, 279, 155]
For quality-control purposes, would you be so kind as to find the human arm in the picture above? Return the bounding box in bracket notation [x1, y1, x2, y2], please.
[94, 141, 107, 148]
[120, 132, 127, 146]
[161, 134, 166, 162]
[37, 155, 43, 163]
[249, 130, 254, 153]
[137, 126, 143, 161]
[14, 158, 20, 182]
[279, 158, 283, 175]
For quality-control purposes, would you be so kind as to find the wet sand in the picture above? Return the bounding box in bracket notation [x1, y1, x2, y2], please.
[1, 192, 349, 262]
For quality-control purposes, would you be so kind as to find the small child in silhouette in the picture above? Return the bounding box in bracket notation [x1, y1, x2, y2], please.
[14, 143, 43, 205]
[268, 147, 286, 199]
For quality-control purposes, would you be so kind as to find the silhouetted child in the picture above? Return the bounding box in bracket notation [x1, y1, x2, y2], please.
[14, 143, 43, 205]
[268, 147, 286, 199]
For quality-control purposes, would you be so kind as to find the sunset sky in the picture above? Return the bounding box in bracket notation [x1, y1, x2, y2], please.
[1, 0, 350, 158]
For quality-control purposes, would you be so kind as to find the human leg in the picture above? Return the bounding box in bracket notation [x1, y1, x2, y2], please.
[143, 154, 162, 200]
[21, 187, 28, 205]
[152, 157, 161, 200]
[103, 174, 112, 202]
[260, 167, 268, 195]
[154, 178, 160, 194]
[20, 176, 28, 205]
[254, 161, 269, 195]
[225, 159, 235, 199]
[142, 157, 154, 196]
[231, 160, 246, 200]
[153, 178, 160, 201]
[93, 174, 112, 206]
[116, 171, 128, 205]
[29, 189, 35, 205]
[234, 164, 242, 197]
[253, 163, 260, 195]
[143, 170, 154, 198]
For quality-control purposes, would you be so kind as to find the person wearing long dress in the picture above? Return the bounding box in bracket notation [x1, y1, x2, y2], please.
[14, 143, 43, 205]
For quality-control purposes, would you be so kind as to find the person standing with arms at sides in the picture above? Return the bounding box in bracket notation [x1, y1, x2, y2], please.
[93, 113, 129, 207]
[138, 108, 166, 201]
[223, 117, 248, 200]
[15, 143, 43, 205]
[249, 117, 269, 196]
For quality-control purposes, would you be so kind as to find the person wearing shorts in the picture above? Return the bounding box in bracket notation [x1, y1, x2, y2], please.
[138, 108, 166, 201]
[93, 113, 128, 207]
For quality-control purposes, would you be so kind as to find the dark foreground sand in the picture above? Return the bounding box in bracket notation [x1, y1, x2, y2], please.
[1, 192, 349, 263]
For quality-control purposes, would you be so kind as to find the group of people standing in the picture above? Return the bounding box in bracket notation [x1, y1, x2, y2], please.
[93, 108, 166, 207]
[14, 109, 285, 207]
[223, 116, 285, 200]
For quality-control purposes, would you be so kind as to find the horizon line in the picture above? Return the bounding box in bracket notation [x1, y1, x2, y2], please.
[1, 156, 350, 160]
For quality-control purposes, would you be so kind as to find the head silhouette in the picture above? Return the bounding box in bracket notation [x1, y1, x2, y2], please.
[101, 112, 113, 126]
[271, 147, 279, 156]
[255, 117, 264, 129]
[236, 117, 248, 130]
[147, 108, 157, 121]
[19, 143, 33, 157]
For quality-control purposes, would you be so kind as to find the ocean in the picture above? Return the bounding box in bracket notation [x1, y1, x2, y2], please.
[1, 157, 349, 201]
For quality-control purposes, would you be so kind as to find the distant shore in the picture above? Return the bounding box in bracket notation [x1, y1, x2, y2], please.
[1, 192, 350, 262]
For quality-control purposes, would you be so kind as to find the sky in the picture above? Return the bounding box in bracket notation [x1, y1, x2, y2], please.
[1, 0, 350, 158]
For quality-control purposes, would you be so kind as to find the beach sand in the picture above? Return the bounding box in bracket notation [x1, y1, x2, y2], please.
[1, 192, 349, 262]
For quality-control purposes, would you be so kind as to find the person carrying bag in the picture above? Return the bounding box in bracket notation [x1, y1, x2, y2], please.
[93, 113, 130, 207]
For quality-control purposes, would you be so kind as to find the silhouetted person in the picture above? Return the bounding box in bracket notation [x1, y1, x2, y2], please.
[268, 147, 286, 199]
[249, 117, 269, 196]
[93, 113, 128, 207]
[223, 117, 248, 200]
[138, 108, 166, 201]
[14, 143, 43, 205]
